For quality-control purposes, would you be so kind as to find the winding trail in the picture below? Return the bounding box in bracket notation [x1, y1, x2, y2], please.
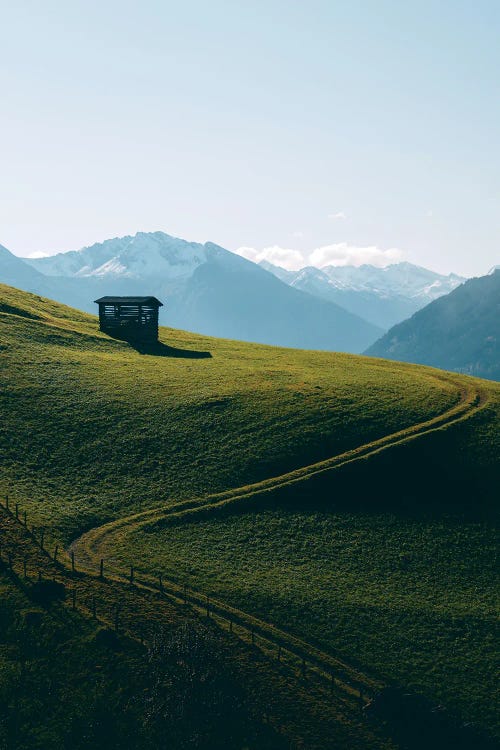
[69, 373, 488, 698]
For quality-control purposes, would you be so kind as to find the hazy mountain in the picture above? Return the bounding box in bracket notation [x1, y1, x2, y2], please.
[260, 260, 465, 330]
[7, 233, 383, 352]
[0, 244, 51, 290]
[365, 269, 500, 381]
[0, 244, 94, 311]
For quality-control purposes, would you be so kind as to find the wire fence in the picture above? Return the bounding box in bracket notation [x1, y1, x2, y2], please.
[0, 496, 384, 709]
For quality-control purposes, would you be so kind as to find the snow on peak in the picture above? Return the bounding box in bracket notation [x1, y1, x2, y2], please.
[27, 231, 212, 280]
[317, 262, 464, 300]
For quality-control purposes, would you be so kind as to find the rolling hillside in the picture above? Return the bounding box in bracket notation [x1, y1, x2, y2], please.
[1, 283, 499, 744]
[0, 283, 459, 538]
[366, 269, 500, 380]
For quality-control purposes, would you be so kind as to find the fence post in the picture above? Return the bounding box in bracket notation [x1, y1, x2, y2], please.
[129, 566, 134, 585]
[92, 596, 96, 619]
[53, 545, 58, 563]
[99, 559, 104, 579]
[206, 596, 210, 617]
[5, 496, 9, 512]
[23, 557, 27, 578]
[71, 550, 75, 573]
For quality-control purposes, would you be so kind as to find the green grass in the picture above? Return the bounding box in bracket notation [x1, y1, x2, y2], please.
[117, 511, 499, 734]
[0, 509, 391, 750]
[0, 565, 284, 750]
[0, 283, 459, 539]
[0, 570, 144, 749]
[1, 283, 499, 741]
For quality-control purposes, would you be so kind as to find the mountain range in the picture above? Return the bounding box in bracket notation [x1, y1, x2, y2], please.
[3, 231, 486, 360]
[261, 260, 464, 330]
[366, 268, 500, 381]
[1, 231, 498, 378]
[1, 234, 381, 353]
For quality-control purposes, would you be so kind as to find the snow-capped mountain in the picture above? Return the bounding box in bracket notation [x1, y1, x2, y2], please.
[260, 260, 465, 330]
[6, 233, 383, 353]
[28, 232, 212, 280]
[322, 262, 463, 300]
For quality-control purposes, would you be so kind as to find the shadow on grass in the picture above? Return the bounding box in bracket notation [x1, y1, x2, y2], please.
[130, 340, 212, 359]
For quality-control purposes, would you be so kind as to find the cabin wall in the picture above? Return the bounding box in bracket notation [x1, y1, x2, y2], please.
[98, 303, 159, 341]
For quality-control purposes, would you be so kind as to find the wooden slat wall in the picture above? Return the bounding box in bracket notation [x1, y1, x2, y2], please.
[98, 302, 159, 341]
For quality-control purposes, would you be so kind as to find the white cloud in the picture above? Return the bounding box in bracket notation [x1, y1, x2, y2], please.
[235, 245, 305, 270]
[309, 243, 403, 268]
[234, 242, 404, 271]
[328, 212, 346, 220]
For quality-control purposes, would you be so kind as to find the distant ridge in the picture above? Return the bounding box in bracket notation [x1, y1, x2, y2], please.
[366, 269, 500, 381]
[0, 243, 92, 312]
[261, 259, 465, 330]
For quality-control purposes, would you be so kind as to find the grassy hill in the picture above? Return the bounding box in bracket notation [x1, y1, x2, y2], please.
[0, 283, 460, 539]
[1, 283, 499, 744]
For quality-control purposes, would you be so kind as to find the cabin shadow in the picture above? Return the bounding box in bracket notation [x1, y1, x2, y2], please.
[127, 339, 212, 359]
[95, 295, 211, 358]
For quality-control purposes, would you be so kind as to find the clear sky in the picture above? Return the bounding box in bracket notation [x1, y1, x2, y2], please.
[1, 1, 499, 276]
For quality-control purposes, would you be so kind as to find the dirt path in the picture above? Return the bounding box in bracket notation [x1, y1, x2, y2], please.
[72, 374, 484, 560]
[68, 373, 488, 700]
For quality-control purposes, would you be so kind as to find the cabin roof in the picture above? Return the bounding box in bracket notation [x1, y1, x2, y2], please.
[94, 296, 164, 307]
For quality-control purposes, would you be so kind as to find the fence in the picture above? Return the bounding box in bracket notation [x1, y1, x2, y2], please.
[0, 497, 384, 708]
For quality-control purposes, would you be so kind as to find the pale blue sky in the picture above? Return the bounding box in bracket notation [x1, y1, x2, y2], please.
[1, 1, 499, 276]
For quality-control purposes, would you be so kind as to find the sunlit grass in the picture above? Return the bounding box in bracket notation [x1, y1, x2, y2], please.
[1, 283, 458, 538]
[1, 283, 499, 739]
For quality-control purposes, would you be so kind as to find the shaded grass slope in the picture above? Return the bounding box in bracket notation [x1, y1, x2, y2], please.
[119, 510, 499, 738]
[101, 380, 499, 736]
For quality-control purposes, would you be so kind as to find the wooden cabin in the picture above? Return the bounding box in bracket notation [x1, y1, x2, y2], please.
[94, 296, 163, 342]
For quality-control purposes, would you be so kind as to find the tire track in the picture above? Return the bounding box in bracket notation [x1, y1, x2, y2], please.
[69, 374, 487, 698]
